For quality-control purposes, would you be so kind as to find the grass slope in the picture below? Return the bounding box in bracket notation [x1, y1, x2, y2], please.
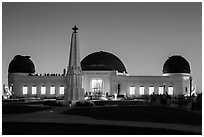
[2, 122, 199, 135]
[63, 105, 202, 126]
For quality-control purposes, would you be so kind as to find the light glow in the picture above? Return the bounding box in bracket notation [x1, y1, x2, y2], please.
[32, 86, 37, 95]
[158, 86, 164, 95]
[139, 86, 144, 95]
[91, 79, 103, 93]
[149, 86, 154, 95]
[50, 86, 55, 95]
[23, 86, 28, 95]
[130, 86, 135, 95]
[168, 86, 173, 95]
[59, 86, 64, 94]
[114, 93, 117, 100]
[41, 86, 46, 95]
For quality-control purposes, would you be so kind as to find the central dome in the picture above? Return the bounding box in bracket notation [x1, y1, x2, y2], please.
[81, 51, 127, 73]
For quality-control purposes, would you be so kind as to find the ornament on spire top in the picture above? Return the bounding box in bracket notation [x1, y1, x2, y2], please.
[72, 25, 78, 33]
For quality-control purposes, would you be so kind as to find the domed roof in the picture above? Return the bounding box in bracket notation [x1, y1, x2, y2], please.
[163, 55, 191, 74]
[81, 51, 127, 73]
[8, 55, 35, 73]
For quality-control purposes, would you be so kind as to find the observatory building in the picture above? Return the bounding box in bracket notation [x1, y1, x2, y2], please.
[8, 26, 194, 100]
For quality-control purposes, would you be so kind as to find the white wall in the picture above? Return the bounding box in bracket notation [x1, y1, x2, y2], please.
[111, 75, 190, 96]
[9, 73, 67, 98]
[9, 71, 192, 98]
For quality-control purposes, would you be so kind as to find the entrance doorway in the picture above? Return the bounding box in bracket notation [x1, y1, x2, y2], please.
[91, 79, 103, 96]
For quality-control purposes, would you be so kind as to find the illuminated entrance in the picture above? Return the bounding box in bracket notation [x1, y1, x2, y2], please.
[91, 79, 103, 96]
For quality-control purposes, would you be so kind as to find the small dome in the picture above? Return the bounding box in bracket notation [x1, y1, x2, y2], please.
[8, 55, 35, 73]
[163, 55, 191, 74]
[81, 51, 127, 73]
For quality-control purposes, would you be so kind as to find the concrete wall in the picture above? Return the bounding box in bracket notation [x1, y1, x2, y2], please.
[9, 73, 67, 98]
[8, 71, 192, 98]
[110, 75, 190, 97]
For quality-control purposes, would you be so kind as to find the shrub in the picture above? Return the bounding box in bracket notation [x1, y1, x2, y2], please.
[75, 100, 95, 107]
[43, 100, 63, 106]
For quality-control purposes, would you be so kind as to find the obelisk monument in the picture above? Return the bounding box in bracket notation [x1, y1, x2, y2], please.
[65, 25, 84, 103]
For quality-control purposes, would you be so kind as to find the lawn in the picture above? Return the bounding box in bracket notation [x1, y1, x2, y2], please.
[2, 102, 202, 135]
[63, 105, 202, 126]
[2, 122, 199, 135]
[2, 102, 52, 114]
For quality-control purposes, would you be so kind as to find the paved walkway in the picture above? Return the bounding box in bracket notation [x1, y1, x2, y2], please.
[2, 106, 202, 134]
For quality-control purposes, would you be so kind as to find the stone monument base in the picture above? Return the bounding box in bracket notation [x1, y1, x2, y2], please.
[63, 88, 85, 107]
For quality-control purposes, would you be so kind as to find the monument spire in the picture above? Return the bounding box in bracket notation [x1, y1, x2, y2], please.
[68, 25, 81, 71]
[65, 26, 84, 103]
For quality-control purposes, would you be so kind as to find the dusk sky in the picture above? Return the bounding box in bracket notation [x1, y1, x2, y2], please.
[2, 2, 202, 91]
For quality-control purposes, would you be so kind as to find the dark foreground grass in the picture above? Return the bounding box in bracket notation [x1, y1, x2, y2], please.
[63, 105, 202, 126]
[2, 103, 52, 114]
[2, 122, 200, 135]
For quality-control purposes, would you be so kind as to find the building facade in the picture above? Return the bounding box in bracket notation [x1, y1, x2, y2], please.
[7, 27, 194, 99]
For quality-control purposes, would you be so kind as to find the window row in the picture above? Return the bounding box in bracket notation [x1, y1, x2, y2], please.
[130, 86, 173, 95]
[23, 86, 65, 95]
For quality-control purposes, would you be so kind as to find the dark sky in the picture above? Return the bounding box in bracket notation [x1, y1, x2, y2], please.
[2, 2, 202, 91]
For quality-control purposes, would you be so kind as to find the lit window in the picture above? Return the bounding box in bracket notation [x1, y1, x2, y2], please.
[32, 86, 37, 95]
[59, 86, 64, 95]
[23, 86, 28, 95]
[158, 86, 164, 95]
[130, 86, 135, 95]
[168, 86, 173, 95]
[50, 86, 55, 95]
[149, 87, 154, 95]
[139, 86, 144, 95]
[91, 79, 103, 93]
[41, 86, 46, 95]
